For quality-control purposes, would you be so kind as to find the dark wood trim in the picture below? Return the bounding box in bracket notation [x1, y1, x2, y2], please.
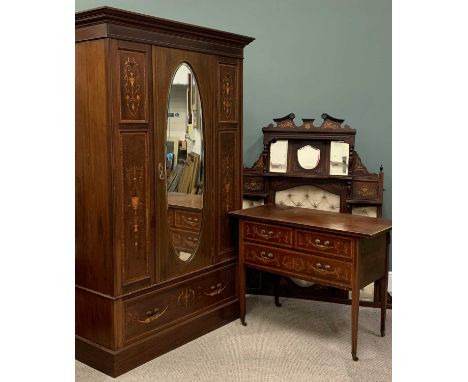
[76, 7, 255, 58]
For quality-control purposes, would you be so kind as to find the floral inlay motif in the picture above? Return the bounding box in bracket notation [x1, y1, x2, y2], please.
[126, 165, 144, 247]
[123, 57, 142, 117]
[222, 73, 233, 118]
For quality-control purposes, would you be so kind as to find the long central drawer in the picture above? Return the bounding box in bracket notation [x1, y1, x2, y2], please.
[243, 242, 352, 289]
[123, 264, 236, 344]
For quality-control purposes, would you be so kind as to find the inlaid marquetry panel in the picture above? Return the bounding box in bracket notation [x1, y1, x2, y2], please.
[121, 132, 150, 285]
[217, 130, 238, 255]
[118, 50, 147, 122]
[243, 175, 265, 194]
[352, 181, 380, 200]
[218, 64, 237, 123]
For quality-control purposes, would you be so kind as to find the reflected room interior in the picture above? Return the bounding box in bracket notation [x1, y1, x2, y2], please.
[166, 63, 204, 262]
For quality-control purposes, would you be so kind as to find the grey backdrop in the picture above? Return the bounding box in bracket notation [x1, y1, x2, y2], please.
[76, 0, 392, 267]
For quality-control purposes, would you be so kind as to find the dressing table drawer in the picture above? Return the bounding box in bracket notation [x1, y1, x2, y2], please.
[295, 230, 353, 260]
[123, 264, 236, 343]
[243, 243, 351, 288]
[174, 210, 202, 231]
[243, 221, 293, 247]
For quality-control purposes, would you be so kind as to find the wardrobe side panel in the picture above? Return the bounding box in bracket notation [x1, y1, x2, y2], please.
[75, 39, 114, 295]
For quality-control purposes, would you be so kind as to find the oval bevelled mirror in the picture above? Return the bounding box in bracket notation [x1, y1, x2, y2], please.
[166, 63, 204, 262]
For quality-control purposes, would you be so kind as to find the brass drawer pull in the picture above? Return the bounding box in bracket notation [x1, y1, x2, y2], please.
[313, 238, 331, 250]
[137, 305, 168, 324]
[204, 282, 228, 296]
[314, 262, 332, 271]
[260, 251, 274, 259]
[256, 228, 275, 239]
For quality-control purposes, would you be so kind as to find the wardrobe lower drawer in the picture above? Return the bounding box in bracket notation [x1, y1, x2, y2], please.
[243, 243, 352, 288]
[123, 264, 236, 343]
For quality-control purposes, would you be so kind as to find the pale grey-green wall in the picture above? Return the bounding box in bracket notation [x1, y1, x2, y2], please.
[76, 0, 392, 267]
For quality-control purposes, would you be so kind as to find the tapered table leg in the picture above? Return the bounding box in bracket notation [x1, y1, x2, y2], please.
[273, 274, 282, 307]
[239, 262, 247, 326]
[379, 275, 388, 337]
[351, 286, 360, 361]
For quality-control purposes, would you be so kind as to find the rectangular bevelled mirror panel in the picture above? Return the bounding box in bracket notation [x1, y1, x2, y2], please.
[329, 141, 349, 176]
[269, 140, 288, 173]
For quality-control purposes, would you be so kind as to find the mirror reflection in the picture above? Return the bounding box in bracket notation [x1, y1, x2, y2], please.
[166, 63, 204, 262]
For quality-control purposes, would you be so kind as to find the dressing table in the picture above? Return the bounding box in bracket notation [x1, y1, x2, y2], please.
[230, 204, 391, 361]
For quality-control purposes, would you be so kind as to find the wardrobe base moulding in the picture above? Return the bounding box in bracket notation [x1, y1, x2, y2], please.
[76, 300, 239, 377]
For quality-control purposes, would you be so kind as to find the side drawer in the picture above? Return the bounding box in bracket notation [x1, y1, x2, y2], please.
[295, 229, 353, 260]
[123, 264, 236, 343]
[174, 209, 202, 231]
[243, 243, 351, 288]
[243, 221, 293, 248]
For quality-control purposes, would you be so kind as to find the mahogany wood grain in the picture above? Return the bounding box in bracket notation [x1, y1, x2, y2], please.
[76, 7, 252, 376]
[230, 204, 391, 361]
[75, 40, 114, 296]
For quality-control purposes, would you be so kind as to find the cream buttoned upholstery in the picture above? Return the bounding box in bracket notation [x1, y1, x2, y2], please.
[275, 185, 340, 212]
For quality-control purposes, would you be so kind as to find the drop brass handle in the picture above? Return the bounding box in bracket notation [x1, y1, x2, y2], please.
[158, 163, 165, 181]
[312, 238, 331, 250]
[204, 282, 228, 296]
[137, 306, 168, 324]
[257, 229, 274, 239]
[315, 262, 332, 271]
[260, 251, 274, 259]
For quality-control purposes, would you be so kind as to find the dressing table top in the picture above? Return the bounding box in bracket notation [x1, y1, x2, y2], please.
[229, 204, 391, 238]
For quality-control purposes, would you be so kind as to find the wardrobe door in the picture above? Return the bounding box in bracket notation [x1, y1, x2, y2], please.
[154, 46, 214, 281]
[214, 57, 242, 263]
[111, 40, 156, 294]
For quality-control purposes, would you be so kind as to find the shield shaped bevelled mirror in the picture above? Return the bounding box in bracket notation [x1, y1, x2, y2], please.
[297, 145, 321, 170]
[165, 63, 204, 262]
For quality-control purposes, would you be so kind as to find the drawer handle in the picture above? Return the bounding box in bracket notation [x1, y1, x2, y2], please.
[256, 228, 275, 239]
[314, 262, 332, 272]
[312, 239, 331, 250]
[137, 305, 168, 324]
[183, 216, 199, 225]
[260, 251, 274, 260]
[204, 282, 228, 296]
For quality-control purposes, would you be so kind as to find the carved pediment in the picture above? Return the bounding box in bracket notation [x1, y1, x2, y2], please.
[262, 112, 354, 130]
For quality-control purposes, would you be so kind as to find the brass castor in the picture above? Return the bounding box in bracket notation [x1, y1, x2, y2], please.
[380, 329, 385, 337]
[241, 319, 247, 326]
[274, 299, 282, 307]
[352, 352, 359, 361]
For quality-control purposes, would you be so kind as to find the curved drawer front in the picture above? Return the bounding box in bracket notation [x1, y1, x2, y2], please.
[243, 243, 351, 288]
[295, 230, 353, 260]
[174, 210, 202, 231]
[123, 264, 236, 343]
[243, 221, 293, 247]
